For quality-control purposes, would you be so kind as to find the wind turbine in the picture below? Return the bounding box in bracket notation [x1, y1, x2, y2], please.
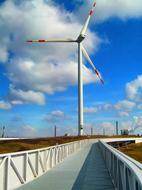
[26, 1, 104, 136]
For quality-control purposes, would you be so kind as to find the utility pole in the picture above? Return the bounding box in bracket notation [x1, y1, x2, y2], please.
[54, 125, 57, 137]
[103, 128, 105, 136]
[116, 121, 119, 135]
[91, 127, 93, 136]
[2, 126, 5, 138]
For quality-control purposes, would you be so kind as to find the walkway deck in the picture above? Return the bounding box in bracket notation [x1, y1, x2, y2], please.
[17, 142, 115, 190]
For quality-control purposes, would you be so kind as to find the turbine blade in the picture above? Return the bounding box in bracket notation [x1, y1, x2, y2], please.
[77, 1, 96, 41]
[82, 45, 104, 84]
[26, 39, 76, 43]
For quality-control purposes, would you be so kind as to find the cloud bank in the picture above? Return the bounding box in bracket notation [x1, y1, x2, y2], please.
[0, 0, 101, 107]
[80, 0, 142, 22]
[126, 75, 142, 102]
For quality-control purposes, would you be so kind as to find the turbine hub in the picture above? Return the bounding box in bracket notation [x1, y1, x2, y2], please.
[77, 34, 86, 43]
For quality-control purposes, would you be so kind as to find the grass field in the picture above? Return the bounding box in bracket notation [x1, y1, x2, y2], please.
[119, 142, 142, 163]
[0, 135, 138, 154]
[0, 136, 89, 154]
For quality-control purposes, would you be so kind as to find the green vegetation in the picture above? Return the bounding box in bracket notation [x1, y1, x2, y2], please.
[119, 142, 142, 163]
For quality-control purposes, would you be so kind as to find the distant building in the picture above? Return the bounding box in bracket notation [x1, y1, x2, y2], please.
[64, 133, 70, 137]
[121, 129, 129, 135]
[116, 121, 119, 135]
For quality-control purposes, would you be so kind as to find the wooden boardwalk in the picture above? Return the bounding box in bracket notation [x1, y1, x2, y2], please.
[17, 142, 115, 190]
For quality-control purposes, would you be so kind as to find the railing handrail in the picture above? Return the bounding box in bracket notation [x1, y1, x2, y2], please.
[102, 137, 142, 143]
[0, 137, 141, 157]
[100, 140, 142, 170]
[0, 139, 89, 157]
[0, 139, 91, 190]
[99, 140, 142, 189]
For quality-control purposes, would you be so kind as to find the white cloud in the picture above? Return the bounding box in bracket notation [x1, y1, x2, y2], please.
[114, 100, 136, 111]
[85, 100, 135, 115]
[126, 75, 142, 101]
[44, 110, 66, 123]
[7, 59, 97, 94]
[101, 122, 115, 135]
[115, 119, 142, 134]
[80, 0, 142, 22]
[137, 104, 142, 110]
[0, 46, 8, 63]
[84, 75, 142, 116]
[84, 107, 98, 113]
[133, 116, 142, 129]
[11, 115, 23, 122]
[8, 125, 38, 137]
[50, 110, 65, 117]
[0, 24, 9, 63]
[126, 116, 142, 134]
[84, 122, 115, 135]
[21, 125, 37, 137]
[0, 0, 101, 102]
[84, 100, 135, 115]
[10, 86, 46, 105]
[84, 103, 113, 114]
[102, 103, 113, 111]
[118, 111, 129, 117]
[11, 100, 23, 105]
[0, 100, 11, 109]
[121, 121, 132, 131]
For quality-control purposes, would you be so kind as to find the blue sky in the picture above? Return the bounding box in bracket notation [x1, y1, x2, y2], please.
[0, 0, 142, 137]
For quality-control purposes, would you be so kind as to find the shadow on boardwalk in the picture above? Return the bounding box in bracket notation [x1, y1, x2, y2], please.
[72, 143, 115, 190]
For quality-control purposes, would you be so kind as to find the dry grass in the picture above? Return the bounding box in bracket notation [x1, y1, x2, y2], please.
[119, 142, 142, 163]
[0, 136, 95, 154]
[0, 135, 138, 154]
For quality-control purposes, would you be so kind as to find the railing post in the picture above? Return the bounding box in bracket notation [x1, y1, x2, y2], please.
[5, 156, 10, 190]
[36, 151, 39, 176]
[24, 153, 28, 182]
[43, 150, 47, 171]
[50, 149, 52, 169]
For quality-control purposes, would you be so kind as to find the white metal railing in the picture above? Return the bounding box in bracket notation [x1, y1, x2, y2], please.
[0, 139, 90, 190]
[98, 140, 142, 190]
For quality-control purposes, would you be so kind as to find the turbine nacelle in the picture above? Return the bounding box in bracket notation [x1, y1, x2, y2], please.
[77, 34, 86, 43]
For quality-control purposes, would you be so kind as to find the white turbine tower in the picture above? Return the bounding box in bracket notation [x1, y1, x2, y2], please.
[26, 1, 104, 136]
